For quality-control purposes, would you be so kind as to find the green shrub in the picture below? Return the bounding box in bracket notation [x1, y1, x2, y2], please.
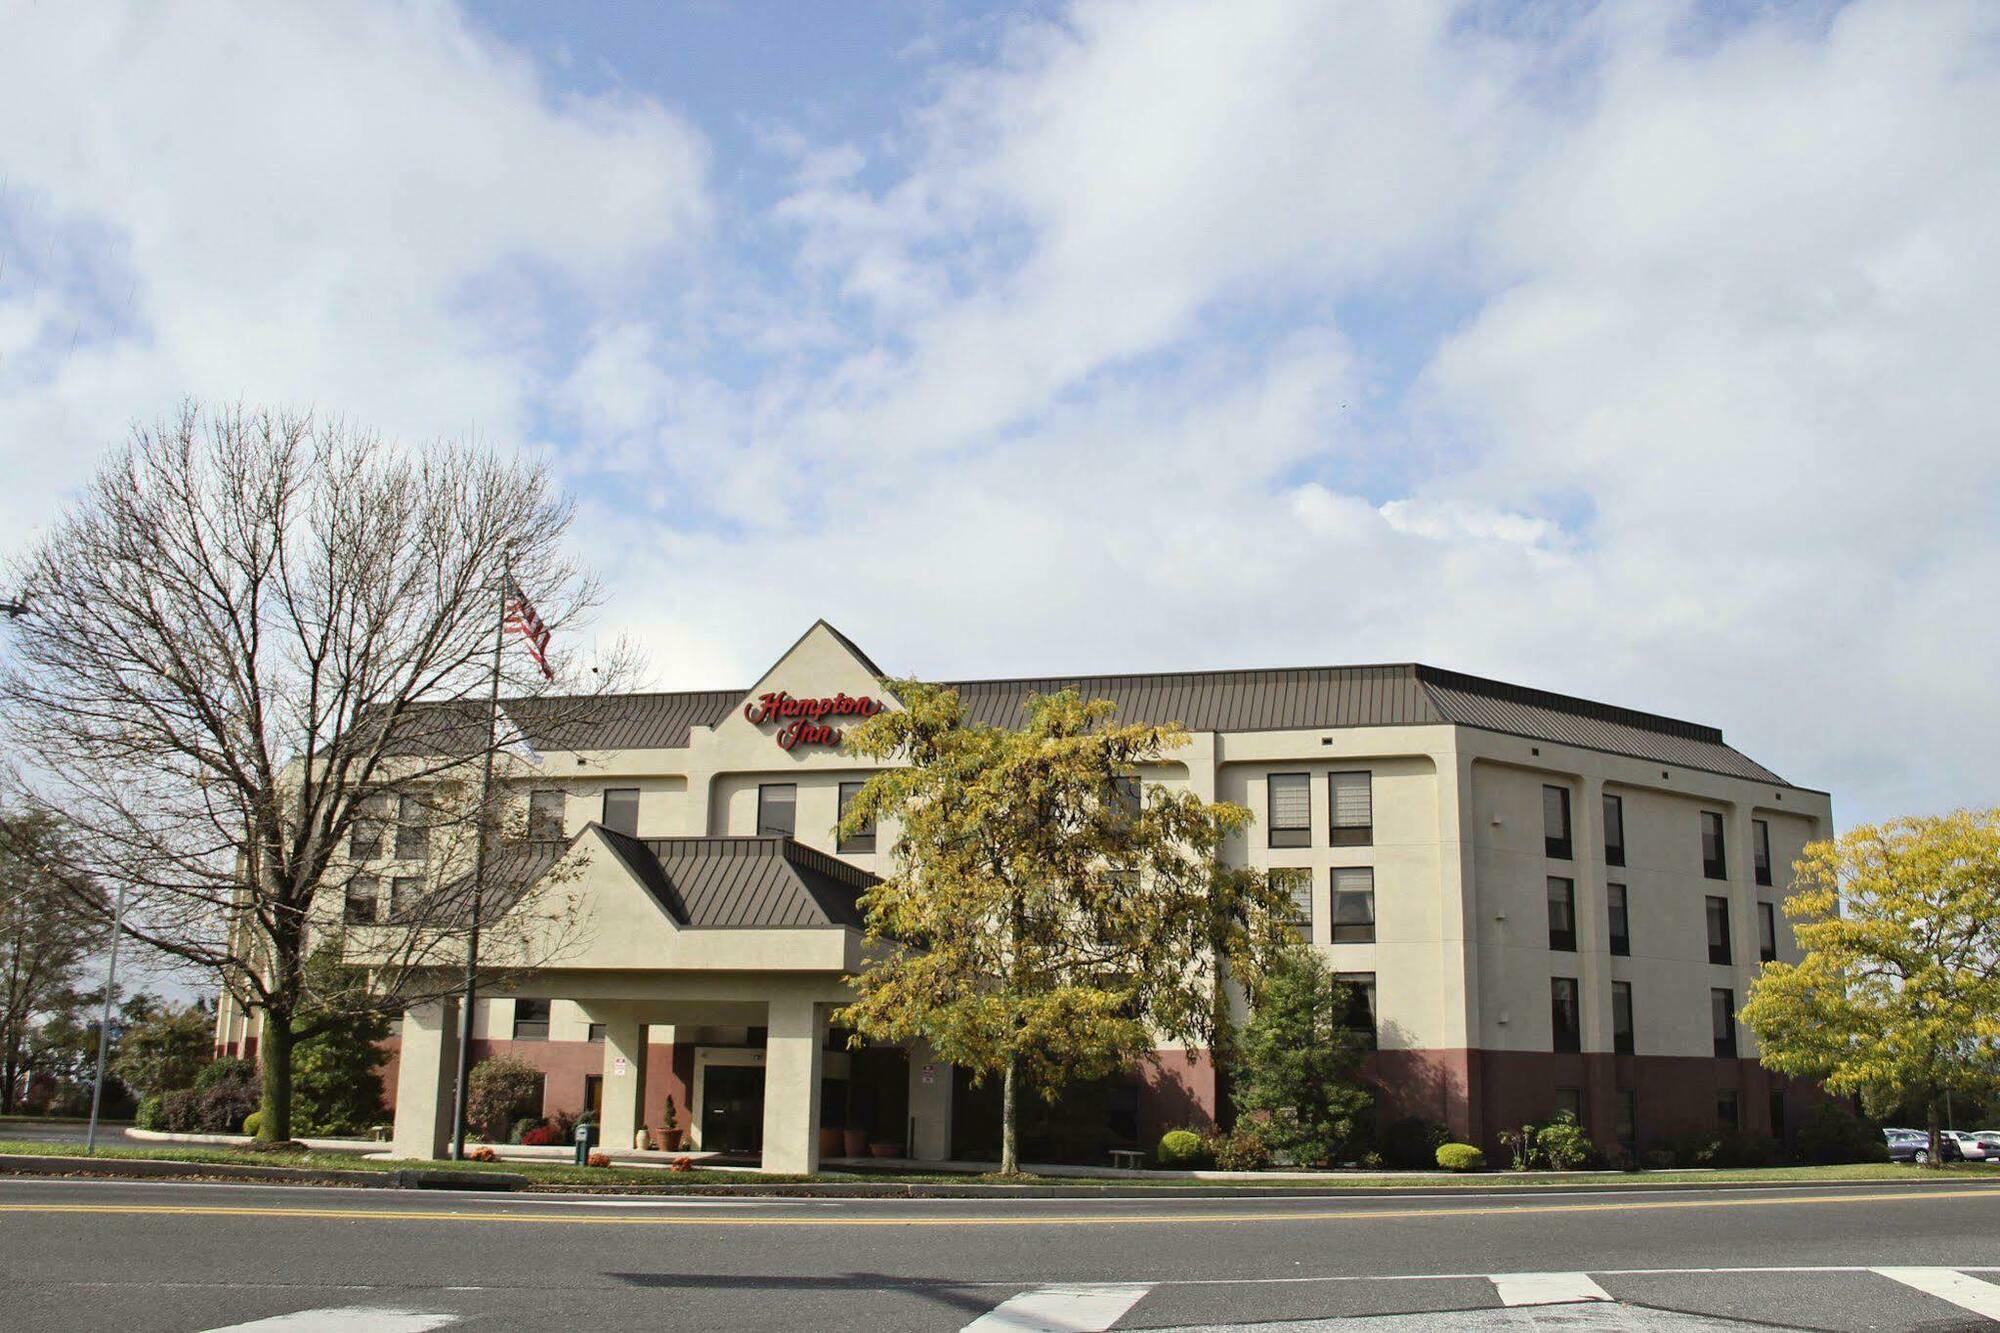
[1710, 1129, 1782, 1168]
[242, 1110, 263, 1138]
[1206, 1123, 1273, 1171]
[1435, 1143, 1485, 1172]
[1231, 950, 1374, 1166]
[1642, 1147, 1677, 1170]
[1380, 1116, 1450, 1169]
[159, 1087, 204, 1132]
[510, 1116, 542, 1146]
[1535, 1112, 1599, 1170]
[466, 1056, 544, 1141]
[1156, 1129, 1207, 1168]
[194, 1058, 256, 1092]
[1794, 1102, 1887, 1165]
[197, 1075, 261, 1133]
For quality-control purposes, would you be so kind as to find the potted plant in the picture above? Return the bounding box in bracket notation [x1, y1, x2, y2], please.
[868, 1140, 902, 1159]
[842, 1127, 868, 1158]
[819, 1126, 843, 1158]
[651, 1099, 685, 1151]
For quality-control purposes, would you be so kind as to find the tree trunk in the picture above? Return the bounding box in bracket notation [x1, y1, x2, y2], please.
[1000, 1052, 1019, 1176]
[1927, 1101, 1942, 1170]
[259, 1010, 293, 1142]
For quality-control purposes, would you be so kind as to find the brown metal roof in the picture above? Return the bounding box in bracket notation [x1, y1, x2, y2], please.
[597, 830, 873, 929]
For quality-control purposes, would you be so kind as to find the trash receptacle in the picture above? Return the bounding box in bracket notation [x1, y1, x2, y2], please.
[574, 1121, 598, 1165]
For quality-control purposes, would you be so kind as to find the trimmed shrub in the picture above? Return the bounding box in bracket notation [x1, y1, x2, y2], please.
[158, 1088, 204, 1132]
[1207, 1124, 1274, 1172]
[1156, 1129, 1207, 1168]
[466, 1056, 544, 1142]
[1435, 1143, 1485, 1172]
[194, 1058, 256, 1093]
[1710, 1129, 1782, 1168]
[1535, 1112, 1599, 1170]
[521, 1124, 562, 1147]
[1794, 1102, 1889, 1165]
[242, 1110, 264, 1138]
[467, 1145, 499, 1163]
[1380, 1116, 1450, 1169]
[134, 1094, 166, 1131]
[197, 1075, 261, 1133]
[509, 1116, 541, 1146]
[586, 1151, 611, 1168]
[1642, 1148, 1677, 1170]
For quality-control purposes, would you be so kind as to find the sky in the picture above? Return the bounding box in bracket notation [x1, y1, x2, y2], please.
[0, 0, 1995, 829]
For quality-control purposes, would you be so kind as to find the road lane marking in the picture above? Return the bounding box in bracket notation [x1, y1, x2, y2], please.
[1490, 1272, 1611, 1306]
[963, 1284, 1153, 1330]
[200, 1310, 456, 1332]
[1873, 1267, 2000, 1320]
[2, 1185, 1998, 1228]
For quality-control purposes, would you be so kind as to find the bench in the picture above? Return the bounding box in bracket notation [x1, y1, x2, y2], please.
[1107, 1148, 1146, 1170]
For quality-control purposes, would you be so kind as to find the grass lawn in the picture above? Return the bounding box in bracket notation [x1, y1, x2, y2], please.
[2, 1138, 1995, 1191]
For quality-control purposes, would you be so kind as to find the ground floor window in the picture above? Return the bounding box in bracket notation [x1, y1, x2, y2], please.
[1717, 1088, 1740, 1130]
[1615, 1090, 1637, 1154]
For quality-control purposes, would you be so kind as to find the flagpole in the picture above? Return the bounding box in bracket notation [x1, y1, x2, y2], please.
[83, 881, 130, 1155]
[449, 550, 509, 1160]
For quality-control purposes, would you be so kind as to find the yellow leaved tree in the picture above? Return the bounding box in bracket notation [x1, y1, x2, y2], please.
[1741, 809, 2000, 1167]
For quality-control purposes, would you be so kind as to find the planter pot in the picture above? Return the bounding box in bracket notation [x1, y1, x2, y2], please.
[819, 1127, 843, 1158]
[869, 1142, 902, 1159]
[651, 1128, 685, 1152]
[842, 1129, 868, 1158]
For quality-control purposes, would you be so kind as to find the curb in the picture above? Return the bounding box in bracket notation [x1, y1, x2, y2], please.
[0, 1154, 528, 1192]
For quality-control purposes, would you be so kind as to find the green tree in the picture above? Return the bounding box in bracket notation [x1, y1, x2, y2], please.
[1741, 809, 2000, 1168]
[113, 1003, 214, 1100]
[836, 681, 1295, 1174]
[1232, 947, 1375, 1167]
[289, 947, 389, 1136]
[0, 809, 105, 1113]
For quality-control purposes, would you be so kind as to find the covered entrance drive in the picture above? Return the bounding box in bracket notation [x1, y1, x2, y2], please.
[378, 829, 952, 1174]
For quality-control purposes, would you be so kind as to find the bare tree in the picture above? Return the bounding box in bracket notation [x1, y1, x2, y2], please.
[0, 808, 106, 1113]
[0, 403, 631, 1140]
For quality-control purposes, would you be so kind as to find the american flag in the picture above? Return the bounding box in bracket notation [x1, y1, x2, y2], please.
[503, 579, 553, 680]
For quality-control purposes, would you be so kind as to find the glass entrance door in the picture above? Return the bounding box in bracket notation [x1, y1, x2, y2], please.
[701, 1064, 765, 1154]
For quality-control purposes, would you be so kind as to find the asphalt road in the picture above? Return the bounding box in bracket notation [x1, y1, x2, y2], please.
[3, 1175, 1999, 1331]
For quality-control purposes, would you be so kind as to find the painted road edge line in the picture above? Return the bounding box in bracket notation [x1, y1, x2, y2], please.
[962, 1283, 1154, 1331]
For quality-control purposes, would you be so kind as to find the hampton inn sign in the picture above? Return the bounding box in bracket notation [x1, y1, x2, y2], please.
[742, 690, 884, 750]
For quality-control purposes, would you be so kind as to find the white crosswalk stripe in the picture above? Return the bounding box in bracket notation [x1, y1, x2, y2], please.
[1873, 1267, 2000, 1321]
[963, 1282, 1155, 1331]
[201, 1309, 459, 1332]
[1489, 1271, 1613, 1306]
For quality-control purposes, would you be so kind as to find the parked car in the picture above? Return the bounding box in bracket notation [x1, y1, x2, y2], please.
[1975, 1132, 2000, 1161]
[1885, 1130, 1963, 1164]
[1943, 1130, 1993, 1161]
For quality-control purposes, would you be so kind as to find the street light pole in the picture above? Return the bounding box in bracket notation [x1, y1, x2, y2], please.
[84, 882, 130, 1154]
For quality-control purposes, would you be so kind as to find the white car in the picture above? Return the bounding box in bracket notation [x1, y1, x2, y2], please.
[1941, 1131, 1991, 1160]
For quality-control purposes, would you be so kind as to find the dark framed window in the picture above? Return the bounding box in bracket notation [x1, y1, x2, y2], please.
[1331, 867, 1375, 944]
[348, 796, 387, 861]
[1758, 901, 1778, 962]
[1701, 811, 1727, 880]
[1769, 1087, 1786, 1139]
[587, 1023, 607, 1043]
[1108, 774, 1141, 824]
[512, 998, 551, 1042]
[1717, 1088, 1740, 1129]
[1329, 772, 1372, 846]
[1543, 785, 1573, 860]
[1603, 792, 1626, 867]
[1712, 988, 1737, 1058]
[1551, 977, 1582, 1053]
[1613, 980, 1635, 1055]
[1555, 1087, 1583, 1122]
[837, 781, 876, 854]
[756, 783, 796, 837]
[1752, 818, 1773, 887]
[1546, 877, 1577, 952]
[601, 787, 639, 837]
[1335, 972, 1377, 1049]
[1268, 773, 1311, 847]
[343, 875, 379, 925]
[1607, 882, 1630, 956]
[1271, 868, 1313, 940]
[1706, 896, 1733, 965]
[527, 789, 565, 842]
[389, 875, 422, 920]
[1616, 1090, 1638, 1152]
[394, 793, 429, 860]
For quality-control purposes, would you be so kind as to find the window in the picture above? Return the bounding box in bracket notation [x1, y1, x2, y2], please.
[757, 783, 797, 838]
[1330, 867, 1375, 943]
[837, 781, 876, 854]
[512, 998, 551, 1042]
[1551, 977, 1581, 1053]
[1543, 785, 1573, 860]
[527, 789, 565, 842]
[1769, 1087, 1786, 1139]
[1271, 868, 1313, 940]
[1108, 774, 1141, 824]
[1616, 1090, 1638, 1152]
[1603, 793, 1626, 867]
[1753, 819, 1773, 887]
[394, 793, 429, 860]
[1268, 773, 1311, 848]
[1546, 877, 1577, 952]
[1607, 883, 1630, 956]
[587, 1023, 607, 1043]
[1329, 772, 1372, 846]
[1336, 972, 1377, 1048]
[1701, 811, 1727, 879]
[348, 796, 387, 861]
[1712, 988, 1737, 1058]
[343, 875, 379, 925]
[1717, 1088, 1740, 1129]
[389, 875, 422, 920]
[1613, 981, 1635, 1055]
[1758, 902, 1778, 963]
[601, 788, 639, 837]
[1706, 896, 1733, 965]
[1555, 1087, 1583, 1122]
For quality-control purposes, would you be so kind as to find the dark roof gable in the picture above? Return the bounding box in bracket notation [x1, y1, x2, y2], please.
[596, 829, 873, 929]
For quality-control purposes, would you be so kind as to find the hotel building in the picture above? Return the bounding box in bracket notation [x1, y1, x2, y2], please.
[215, 621, 1833, 1172]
